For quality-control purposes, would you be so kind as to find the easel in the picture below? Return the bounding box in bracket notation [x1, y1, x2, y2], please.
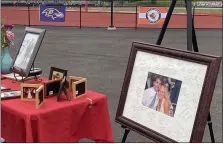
[121, 0, 215, 142]
[11, 63, 42, 83]
[57, 76, 71, 102]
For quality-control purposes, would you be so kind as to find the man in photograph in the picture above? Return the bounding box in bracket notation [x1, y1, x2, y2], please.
[142, 76, 162, 110]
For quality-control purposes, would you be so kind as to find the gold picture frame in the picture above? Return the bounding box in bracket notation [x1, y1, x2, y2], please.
[35, 85, 44, 109]
[21, 83, 43, 101]
[69, 76, 87, 99]
[68, 76, 82, 88]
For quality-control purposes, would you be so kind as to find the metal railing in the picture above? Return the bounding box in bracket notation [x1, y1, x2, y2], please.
[1, 4, 139, 28]
[1, 3, 222, 29]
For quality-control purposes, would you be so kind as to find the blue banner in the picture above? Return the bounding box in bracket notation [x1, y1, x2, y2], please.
[39, 5, 65, 22]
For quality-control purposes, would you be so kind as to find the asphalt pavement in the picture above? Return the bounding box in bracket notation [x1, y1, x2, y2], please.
[10, 26, 222, 142]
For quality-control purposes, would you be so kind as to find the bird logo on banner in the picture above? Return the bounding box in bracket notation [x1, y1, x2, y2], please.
[42, 8, 64, 20]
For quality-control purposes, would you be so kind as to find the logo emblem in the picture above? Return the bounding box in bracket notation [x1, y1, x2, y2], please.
[146, 8, 161, 24]
[42, 8, 64, 20]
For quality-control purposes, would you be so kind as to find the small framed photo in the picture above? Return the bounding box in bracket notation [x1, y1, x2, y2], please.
[1, 85, 11, 91]
[69, 76, 87, 99]
[115, 42, 222, 143]
[36, 85, 44, 109]
[44, 79, 61, 97]
[1, 90, 21, 100]
[21, 83, 43, 101]
[68, 76, 82, 89]
[49, 67, 68, 80]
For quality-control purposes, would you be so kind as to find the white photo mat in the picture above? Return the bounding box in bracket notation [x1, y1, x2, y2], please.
[122, 51, 208, 142]
[14, 33, 39, 70]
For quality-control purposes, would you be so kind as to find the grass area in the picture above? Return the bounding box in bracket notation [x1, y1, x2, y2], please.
[174, 8, 222, 14]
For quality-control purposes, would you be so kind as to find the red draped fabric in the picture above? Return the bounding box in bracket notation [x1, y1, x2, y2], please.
[1, 78, 114, 143]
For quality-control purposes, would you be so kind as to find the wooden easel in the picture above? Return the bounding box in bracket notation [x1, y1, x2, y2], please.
[120, 0, 215, 142]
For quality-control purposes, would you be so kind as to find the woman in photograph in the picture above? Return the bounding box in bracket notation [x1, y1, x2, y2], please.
[26, 88, 35, 99]
[27, 88, 33, 99]
[156, 85, 172, 116]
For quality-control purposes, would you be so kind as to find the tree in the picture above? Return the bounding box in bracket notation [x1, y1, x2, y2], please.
[151, 0, 156, 5]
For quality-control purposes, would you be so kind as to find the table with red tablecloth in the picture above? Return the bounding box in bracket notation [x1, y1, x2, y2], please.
[1, 77, 114, 143]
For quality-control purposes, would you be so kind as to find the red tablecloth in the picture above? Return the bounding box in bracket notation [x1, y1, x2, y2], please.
[1, 77, 114, 143]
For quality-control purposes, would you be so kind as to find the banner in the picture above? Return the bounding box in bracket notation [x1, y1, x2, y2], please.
[138, 7, 167, 25]
[39, 5, 65, 22]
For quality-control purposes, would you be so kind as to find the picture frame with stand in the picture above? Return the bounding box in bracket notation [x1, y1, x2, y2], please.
[49, 67, 67, 80]
[21, 83, 43, 101]
[44, 79, 61, 97]
[69, 76, 87, 99]
[10, 27, 46, 78]
[115, 42, 222, 143]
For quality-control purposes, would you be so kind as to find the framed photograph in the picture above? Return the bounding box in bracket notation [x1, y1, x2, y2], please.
[69, 76, 87, 99]
[68, 76, 83, 88]
[115, 42, 222, 143]
[1, 90, 21, 100]
[21, 83, 43, 101]
[142, 72, 182, 117]
[10, 27, 46, 77]
[44, 79, 61, 97]
[1, 85, 11, 91]
[49, 67, 68, 80]
[36, 85, 44, 109]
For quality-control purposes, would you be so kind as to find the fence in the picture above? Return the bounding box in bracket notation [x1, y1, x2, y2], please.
[1, 4, 222, 29]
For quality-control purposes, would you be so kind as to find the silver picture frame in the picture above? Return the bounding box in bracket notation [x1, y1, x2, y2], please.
[10, 27, 46, 77]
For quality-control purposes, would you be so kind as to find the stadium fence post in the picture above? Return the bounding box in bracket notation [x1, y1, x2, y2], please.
[79, 5, 82, 29]
[135, 5, 138, 29]
[28, 3, 31, 27]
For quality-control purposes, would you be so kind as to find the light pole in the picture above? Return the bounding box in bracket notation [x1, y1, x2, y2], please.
[107, 0, 116, 30]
